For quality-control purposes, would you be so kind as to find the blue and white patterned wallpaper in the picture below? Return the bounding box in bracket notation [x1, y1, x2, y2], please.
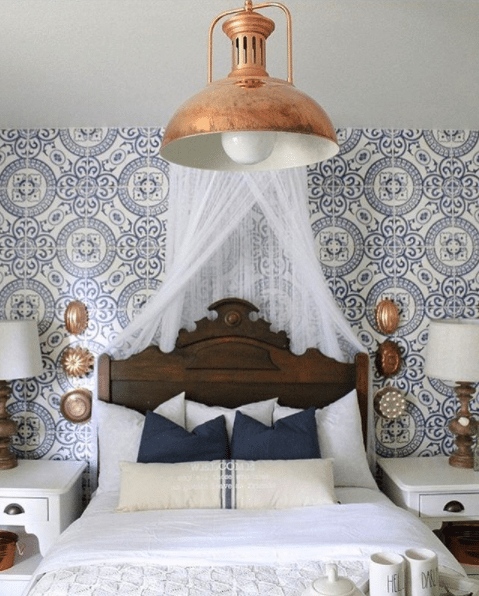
[308, 129, 479, 461]
[0, 127, 478, 496]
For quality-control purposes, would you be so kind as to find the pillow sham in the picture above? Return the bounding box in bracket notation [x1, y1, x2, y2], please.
[272, 390, 377, 489]
[185, 398, 277, 440]
[96, 392, 185, 493]
[230, 407, 320, 460]
[137, 411, 229, 463]
[117, 458, 337, 512]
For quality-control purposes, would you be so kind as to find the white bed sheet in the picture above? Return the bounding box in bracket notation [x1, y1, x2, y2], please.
[26, 488, 464, 596]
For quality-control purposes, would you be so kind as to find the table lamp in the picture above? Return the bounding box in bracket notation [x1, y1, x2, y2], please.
[0, 320, 42, 469]
[425, 319, 479, 468]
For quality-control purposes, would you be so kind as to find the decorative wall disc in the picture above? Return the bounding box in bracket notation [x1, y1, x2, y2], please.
[60, 388, 92, 423]
[375, 339, 402, 377]
[61, 346, 94, 377]
[64, 300, 89, 335]
[375, 298, 399, 335]
[374, 386, 406, 419]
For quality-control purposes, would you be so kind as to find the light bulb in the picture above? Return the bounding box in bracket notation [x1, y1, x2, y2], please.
[221, 131, 277, 165]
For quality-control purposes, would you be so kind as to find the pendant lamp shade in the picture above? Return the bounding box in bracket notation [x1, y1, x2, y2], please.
[160, 1, 339, 171]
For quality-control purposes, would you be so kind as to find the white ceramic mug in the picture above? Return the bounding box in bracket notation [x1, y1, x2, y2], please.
[405, 548, 439, 596]
[369, 552, 406, 596]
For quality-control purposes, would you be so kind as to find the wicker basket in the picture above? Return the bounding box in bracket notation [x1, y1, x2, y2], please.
[0, 531, 18, 571]
[442, 522, 479, 567]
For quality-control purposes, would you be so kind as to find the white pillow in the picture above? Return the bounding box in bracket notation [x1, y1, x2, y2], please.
[185, 398, 277, 440]
[273, 390, 377, 489]
[96, 392, 185, 493]
[117, 458, 337, 512]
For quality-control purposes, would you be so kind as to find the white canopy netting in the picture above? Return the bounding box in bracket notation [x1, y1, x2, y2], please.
[106, 165, 364, 362]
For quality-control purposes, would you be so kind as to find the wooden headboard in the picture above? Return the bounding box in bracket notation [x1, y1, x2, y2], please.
[98, 298, 369, 443]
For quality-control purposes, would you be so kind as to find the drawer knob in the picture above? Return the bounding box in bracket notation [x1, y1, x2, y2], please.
[444, 500, 465, 513]
[4, 503, 24, 515]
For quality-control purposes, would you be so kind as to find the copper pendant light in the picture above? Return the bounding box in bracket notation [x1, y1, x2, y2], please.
[159, 1, 339, 171]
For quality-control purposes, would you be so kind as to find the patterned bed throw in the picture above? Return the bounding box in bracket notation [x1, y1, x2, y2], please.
[29, 560, 369, 596]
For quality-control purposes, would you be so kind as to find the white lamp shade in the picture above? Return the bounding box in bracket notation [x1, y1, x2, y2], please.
[425, 319, 479, 382]
[0, 320, 43, 380]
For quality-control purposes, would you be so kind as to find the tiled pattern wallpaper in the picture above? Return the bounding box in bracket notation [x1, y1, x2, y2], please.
[0, 128, 478, 496]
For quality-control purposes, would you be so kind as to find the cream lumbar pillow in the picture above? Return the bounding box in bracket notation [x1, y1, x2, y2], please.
[117, 458, 337, 512]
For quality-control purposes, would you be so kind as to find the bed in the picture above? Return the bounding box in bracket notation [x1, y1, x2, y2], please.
[25, 298, 466, 595]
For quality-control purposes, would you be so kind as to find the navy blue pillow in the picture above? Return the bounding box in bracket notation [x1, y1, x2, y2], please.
[230, 407, 320, 460]
[137, 411, 229, 463]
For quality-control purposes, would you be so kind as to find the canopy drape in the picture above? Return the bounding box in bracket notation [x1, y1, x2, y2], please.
[106, 166, 363, 362]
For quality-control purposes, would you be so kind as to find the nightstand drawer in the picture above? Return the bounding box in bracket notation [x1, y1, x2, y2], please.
[0, 497, 48, 523]
[419, 493, 479, 518]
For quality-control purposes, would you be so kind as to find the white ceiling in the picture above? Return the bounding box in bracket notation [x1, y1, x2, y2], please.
[0, 0, 478, 130]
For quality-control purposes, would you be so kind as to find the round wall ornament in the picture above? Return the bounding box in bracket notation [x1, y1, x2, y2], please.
[61, 346, 94, 378]
[64, 300, 89, 335]
[60, 388, 92, 423]
[375, 298, 399, 335]
[375, 339, 402, 377]
[374, 386, 406, 419]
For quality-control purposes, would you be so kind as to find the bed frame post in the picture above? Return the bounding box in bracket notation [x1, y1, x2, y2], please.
[97, 353, 111, 403]
[355, 351, 370, 447]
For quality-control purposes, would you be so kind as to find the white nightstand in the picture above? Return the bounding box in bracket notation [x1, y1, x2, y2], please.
[378, 456, 479, 530]
[378, 456, 479, 577]
[0, 459, 86, 596]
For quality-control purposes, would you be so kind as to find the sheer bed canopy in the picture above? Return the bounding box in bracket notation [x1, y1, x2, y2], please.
[106, 165, 363, 363]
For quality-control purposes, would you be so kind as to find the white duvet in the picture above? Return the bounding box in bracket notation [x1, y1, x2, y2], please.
[26, 488, 465, 596]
